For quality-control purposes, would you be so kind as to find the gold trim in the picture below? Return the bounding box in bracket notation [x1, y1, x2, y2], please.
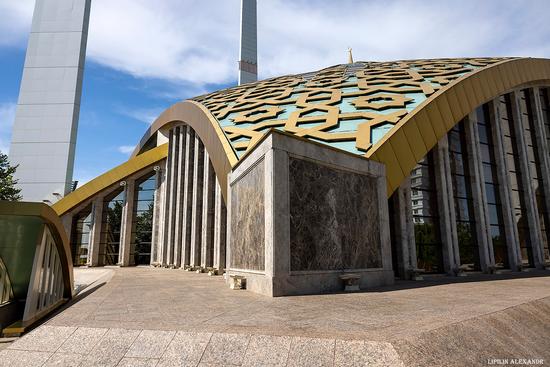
[130, 58, 550, 200]
[53, 144, 168, 216]
[366, 57, 550, 195]
[0, 202, 73, 298]
[131, 100, 238, 201]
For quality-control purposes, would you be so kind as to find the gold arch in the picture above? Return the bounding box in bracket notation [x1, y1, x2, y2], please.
[60, 57, 550, 215]
[365, 57, 550, 194]
[0, 202, 74, 298]
[53, 144, 168, 216]
[131, 100, 238, 201]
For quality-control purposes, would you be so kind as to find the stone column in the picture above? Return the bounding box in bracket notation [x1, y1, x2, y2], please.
[201, 152, 215, 269]
[150, 164, 165, 266]
[511, 90, 544, 268]
[118, 179, 136, 266]
[166, 127, 180, 266]
[190, 137, 205, 267]
[465, 113, 494, 272]
[434, 136, 460, 274]
[489, 100, 522, 270]
[87, 195, 103, 267]
[213, 178, 227, 272]
[173, 126, 186, 268]
[391, 178, 416, 279]
[61, 214, 73, 241]
[160, 129, 175, 266]
[180, 128, 195, 267]
[529, 87, 550, 264]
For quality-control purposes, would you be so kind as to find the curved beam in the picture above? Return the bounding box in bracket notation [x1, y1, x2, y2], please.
[53, 144, 168, 216]
[366, 57, 550, 196]
[131, 100, 238, 201]
[0, 201, 73, 298]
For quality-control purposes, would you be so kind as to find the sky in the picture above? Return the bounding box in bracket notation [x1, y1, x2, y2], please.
[0, 0, 550, 185]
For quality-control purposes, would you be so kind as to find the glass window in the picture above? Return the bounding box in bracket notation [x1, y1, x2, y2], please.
[100, 189, 124, 265]
[71, 207, 92, 266]
[521, 89, 550, 264]
[131, 173, 156, 265]
[502, 93, 534, 267]
[450, 119, 480, 270]
[411, 151, 444, 273]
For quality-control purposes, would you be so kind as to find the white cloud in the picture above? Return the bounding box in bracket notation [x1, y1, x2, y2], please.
[117, 145, 135, 154]
[0, 0, 33, 47]
[0, 102, 16, 154]
[1, 0, 550, 89]
[118, 107, 165, 125]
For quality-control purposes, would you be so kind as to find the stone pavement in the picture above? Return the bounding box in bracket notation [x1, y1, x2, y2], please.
[1, 267, 549, 366]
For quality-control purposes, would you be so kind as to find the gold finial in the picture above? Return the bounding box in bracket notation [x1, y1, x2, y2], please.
[347, 47, 354, 64]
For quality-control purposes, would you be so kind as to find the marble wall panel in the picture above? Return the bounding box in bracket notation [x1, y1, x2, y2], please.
[230, 160, 265, 271]
[289, 157, 382, 271]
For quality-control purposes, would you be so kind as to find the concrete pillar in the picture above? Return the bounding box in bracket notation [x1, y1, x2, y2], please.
[489, 100, 522, 270]
[166, 127, 181, 266]
[150, 164, 165, 266]
[434, 136, 460, 274]
[173, 126, 187, 268]
[391, 178, 416, 279]
[511, 90, 544, 268]
[61, 214, 73, 241]
[87, 196, 103, 267]
[159, 130, 173, 265]
[465, 113, 494, 272]
[529, 87, 550, 264]
[190, 137, 205, 267]
[160, 129, 177, 266]
[118, 179, 136, 266]
[201, 153, 215, 269]
[180, 128, 195, 267]
[213, 178, 227, 272]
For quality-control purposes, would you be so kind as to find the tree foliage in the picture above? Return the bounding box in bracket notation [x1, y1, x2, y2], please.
[0, 150, 22, 201]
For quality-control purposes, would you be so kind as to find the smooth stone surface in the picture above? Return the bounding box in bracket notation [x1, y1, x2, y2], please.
[242, 335, 291, 367]
[230, 160, 265, 271]
[334, 339, 404, 367]
[56, 327, 107, 355]
[117, 357, 160, 367]
[289, 157, 382, 271]
[42, 353, 81, 367]
[125, 330, 175, 358]
[80, 328, 140, 366]
[7, 326, 76, 352]
[199, 333, 250, 366]
[157, 331, 212, 367]
[0, 349, 51, 367]
[286, 337, 335, 367]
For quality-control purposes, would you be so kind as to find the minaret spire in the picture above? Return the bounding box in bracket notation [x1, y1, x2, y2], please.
[238, 0, 258, 85]
[347, 47, 354, 64]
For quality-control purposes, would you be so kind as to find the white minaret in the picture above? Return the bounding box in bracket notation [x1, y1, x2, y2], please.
[238, 0, 257, 85]
[9, 0, 91, 203]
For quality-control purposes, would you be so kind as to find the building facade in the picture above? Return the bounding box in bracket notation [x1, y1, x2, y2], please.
[9, 0, 91, 203]
[52, 57, 550, 296]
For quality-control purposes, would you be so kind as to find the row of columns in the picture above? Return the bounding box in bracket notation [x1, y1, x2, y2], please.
[393, 87, 550, 278]
[153, 124, 227, 273]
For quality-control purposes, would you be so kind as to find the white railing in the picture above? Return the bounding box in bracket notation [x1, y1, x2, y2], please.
[22, 226, 65, 323]
[0, 257, 14, 305]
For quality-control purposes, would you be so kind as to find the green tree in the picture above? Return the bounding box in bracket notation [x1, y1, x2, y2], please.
[0, 150, 22, 201]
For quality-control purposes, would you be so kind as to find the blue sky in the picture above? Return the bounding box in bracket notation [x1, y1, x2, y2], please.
[1, 0, 550, 184]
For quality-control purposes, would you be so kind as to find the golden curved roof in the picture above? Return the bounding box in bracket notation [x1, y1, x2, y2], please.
[193, 57, 509, 159]
[55, 57, 550, 215]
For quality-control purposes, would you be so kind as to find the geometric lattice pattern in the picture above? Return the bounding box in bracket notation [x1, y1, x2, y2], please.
[193, 58, 509, 158]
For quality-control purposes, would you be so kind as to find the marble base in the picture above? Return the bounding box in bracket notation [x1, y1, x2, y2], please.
[227, 131, 394, 296]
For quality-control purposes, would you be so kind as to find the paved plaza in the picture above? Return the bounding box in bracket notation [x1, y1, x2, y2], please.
[1, 267, 549, 366]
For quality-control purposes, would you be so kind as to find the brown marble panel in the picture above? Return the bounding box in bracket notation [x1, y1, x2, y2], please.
[230, 160, 265, 271]
[289, 157, 382, 271]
